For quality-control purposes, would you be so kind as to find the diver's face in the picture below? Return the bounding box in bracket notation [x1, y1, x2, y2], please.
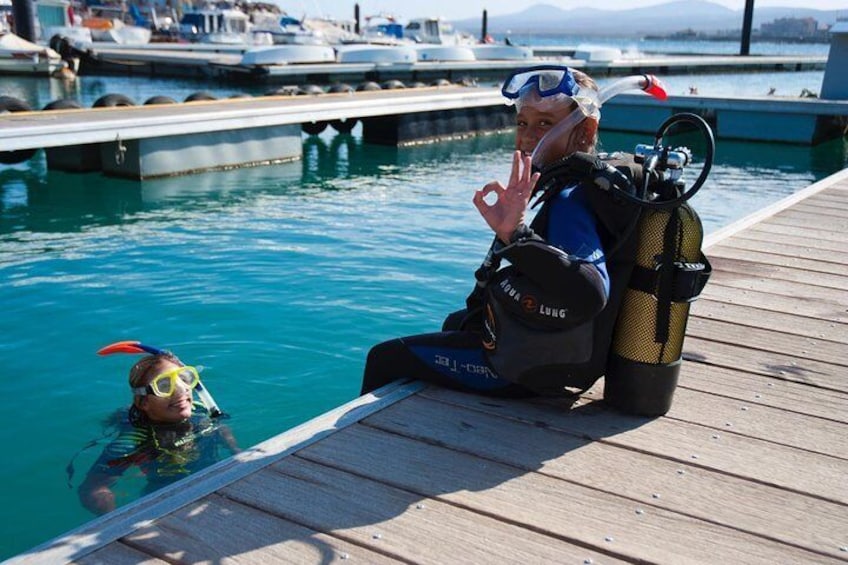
[139, 359, 194, 424]
[514, 103, 574, 157]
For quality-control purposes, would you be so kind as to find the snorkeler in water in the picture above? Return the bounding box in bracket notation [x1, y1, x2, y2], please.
[77, 341, 239, 515]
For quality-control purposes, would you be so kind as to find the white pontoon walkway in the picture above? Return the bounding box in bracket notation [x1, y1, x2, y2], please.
[7, 169, 848, 564]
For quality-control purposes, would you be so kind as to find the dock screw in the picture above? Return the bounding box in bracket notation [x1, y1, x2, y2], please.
[114, 134, 127, 166]
[635, 508, 644, 515]
[605, 536, 614, 542]
[372, 533, 382, 540]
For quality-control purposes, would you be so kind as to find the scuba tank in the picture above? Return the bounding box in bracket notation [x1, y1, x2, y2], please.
[603, 114, 714, 416]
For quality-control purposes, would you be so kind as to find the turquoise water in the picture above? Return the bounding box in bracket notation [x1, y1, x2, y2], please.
[1, 52, 847, 559]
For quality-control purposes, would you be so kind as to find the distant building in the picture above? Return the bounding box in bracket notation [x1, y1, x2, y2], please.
[759, 17, 830, 41]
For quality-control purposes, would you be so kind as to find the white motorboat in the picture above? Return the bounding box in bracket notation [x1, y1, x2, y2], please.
[469, 44, 533, 61]
[36, 0, 93, 43]
[414, 45, 476, 62]
[179, 7, 259, 45]
[0, 31, 67, 75]
[403, 17, 475, 45]
[240, 44, 335, 65]
[335, 43, 416, 64]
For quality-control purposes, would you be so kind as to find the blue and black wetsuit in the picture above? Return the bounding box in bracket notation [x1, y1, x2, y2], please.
[360, 182, 610, 397]
[83, 404, 235, 495]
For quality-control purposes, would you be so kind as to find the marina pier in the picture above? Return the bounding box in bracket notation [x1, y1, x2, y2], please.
[2, 86, 847, 179]
[7, 168, 847, 564]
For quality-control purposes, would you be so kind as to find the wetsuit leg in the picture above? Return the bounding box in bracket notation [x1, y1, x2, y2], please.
[360, 331, 534, 398]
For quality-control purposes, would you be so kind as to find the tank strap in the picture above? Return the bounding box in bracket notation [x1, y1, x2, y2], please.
[627, 256, 712, 303]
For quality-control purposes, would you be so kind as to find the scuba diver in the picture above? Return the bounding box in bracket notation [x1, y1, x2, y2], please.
[76, 341, 239, 515]
[361, 65, 709, 412]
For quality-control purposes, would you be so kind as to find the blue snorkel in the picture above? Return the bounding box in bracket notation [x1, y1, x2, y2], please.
[98, 341, 223, 418]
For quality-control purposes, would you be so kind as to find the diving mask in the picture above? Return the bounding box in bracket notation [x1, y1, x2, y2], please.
[98, 340, 223, 417]
[133, 366, 200, 398]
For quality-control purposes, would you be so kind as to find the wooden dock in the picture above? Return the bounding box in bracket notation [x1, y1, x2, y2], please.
[7, 169, 848, 564]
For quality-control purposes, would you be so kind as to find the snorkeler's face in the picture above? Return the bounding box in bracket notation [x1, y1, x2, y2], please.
[514, 103, 574, 157]
[139, 359, 194, 423]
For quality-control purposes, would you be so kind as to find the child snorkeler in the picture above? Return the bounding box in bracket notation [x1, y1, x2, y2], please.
[77, 341, 239, 515]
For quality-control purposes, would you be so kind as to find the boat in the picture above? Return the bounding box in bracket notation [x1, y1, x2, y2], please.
[239, 43, 335, 65]
[0, 31, 68, 75]
[36, 0, 93, 43]
[179, 6, 269, 45]
[82, 11, 152, 45]
[403, 17, 475, 45]
[250, 12, 328, 45]
[335, 43, 416, 64]
[414, 44, 475, 62]
[469, 44, 533, 61]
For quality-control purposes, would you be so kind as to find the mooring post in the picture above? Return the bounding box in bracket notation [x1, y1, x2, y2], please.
[354, 4, 360, 36]
[740, 0, 755, 55]
[10, 0, 37, 41]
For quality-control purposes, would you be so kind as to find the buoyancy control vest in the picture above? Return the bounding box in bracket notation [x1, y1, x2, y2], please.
[481, 152, 645, 395]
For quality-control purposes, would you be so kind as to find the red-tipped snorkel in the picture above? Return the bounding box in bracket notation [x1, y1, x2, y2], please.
[98, 340, 223, 417]
[97, 340, 166, 356]
[599, 73, 668, 104]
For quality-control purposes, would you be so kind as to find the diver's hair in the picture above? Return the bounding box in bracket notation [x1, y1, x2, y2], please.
[129, 352, 181, 388]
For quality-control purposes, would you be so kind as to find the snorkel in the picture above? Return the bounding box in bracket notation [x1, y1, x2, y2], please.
[98, 340, 223, 417]
[529, 73, 669, 170]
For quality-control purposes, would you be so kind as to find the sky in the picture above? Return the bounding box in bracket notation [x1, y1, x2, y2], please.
[290, 1, 847, 21]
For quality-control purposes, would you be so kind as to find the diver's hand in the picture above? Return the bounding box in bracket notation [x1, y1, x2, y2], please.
[473, 151, 539, 243]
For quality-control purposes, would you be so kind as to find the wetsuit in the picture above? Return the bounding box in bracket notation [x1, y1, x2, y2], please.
[360, 181, 609, 397]
[84, 403, 235, 494]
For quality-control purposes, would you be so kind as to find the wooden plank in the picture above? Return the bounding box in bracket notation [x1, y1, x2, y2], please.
[718, 233, 845, 261]
[683, 335, 842, 390]
[706, 243, 847, 276]
[792, 201, 848, 216]
[305, 410, 846, 561]
[73, 543, 167, 565]
[665, 386, 848, 457]
[708, 255, 848, 290]
[704, 273, 846, 305]
[691, 298, 848, 342]
[686, 316, 847, 365]
[414, 388, 847, 504]
[747, 221, 848, 244]
[769, 208, 848, 231]
[221, 456, 622, 564]
[678, 361, 848, 423]
[701, 281, 848, 323]
[120, 493, 396, 564]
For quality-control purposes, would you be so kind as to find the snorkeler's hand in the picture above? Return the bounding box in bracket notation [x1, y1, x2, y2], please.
[473, 151, 539, 243]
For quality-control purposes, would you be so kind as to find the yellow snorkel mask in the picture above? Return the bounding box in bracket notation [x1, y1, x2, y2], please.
[98, 341, 223, 417]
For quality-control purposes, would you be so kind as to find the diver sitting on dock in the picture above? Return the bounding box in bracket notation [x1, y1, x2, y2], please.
[77, 342, 239, 515]
[361, 66, 617, 397]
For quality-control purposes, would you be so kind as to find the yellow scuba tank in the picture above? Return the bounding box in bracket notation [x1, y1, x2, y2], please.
[605, 203, 709, 416]
[603, 113, 714, 416]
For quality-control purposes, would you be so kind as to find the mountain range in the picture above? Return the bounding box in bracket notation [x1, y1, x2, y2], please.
[453, 1, 845, 37]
